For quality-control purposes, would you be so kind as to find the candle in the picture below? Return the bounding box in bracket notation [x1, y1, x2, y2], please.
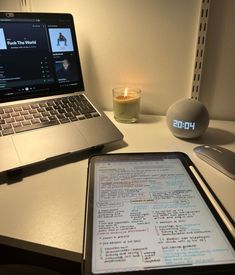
[112, 87, 141, 123]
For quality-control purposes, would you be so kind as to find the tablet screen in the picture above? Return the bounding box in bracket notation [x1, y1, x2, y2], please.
[90, 155, 235, 274]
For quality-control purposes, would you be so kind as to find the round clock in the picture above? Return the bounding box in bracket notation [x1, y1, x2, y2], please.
[166, 98, 209, 139]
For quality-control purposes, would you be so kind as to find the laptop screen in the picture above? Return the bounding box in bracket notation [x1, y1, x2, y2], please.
[0, 12, 84, 102]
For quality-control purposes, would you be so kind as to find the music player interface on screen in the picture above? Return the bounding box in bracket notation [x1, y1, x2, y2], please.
[92, 158, 235, 273]
[0, 17, 81, 97]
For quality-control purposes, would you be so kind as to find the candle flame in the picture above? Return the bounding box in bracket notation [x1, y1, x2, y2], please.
[124, 88, 128, 97]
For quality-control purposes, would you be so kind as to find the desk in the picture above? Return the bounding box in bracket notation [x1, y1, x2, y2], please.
[0, 112, 234, 263]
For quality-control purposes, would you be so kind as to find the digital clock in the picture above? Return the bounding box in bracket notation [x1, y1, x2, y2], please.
[173, 120, 196, 130]
[166, 98, 209, 139]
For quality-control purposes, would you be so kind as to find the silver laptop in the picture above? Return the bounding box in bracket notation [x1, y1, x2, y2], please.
[0, 12, 123, 172]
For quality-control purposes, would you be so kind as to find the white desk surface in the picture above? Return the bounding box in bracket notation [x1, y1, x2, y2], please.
[0, 111, 234, 262]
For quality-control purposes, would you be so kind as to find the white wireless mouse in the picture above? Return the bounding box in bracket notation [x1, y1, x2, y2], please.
[194, 145, 235, 180]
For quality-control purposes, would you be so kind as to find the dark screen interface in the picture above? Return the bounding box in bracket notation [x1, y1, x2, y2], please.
[0, 15, 83, 99]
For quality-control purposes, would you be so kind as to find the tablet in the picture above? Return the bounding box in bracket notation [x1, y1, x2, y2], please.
[83, 152, 235, 275]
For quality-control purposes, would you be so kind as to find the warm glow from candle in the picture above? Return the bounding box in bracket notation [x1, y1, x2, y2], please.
[113, 87, 141, 123]
[124, 88, 128, 97]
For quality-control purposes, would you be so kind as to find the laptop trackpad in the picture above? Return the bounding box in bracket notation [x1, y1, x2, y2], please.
[13, 124, 89, 164]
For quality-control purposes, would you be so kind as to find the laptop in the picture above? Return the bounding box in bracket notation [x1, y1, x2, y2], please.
[0, 12, 123, 173]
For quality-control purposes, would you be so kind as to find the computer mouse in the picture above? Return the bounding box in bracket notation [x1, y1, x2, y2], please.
[194, 145, 235, 180]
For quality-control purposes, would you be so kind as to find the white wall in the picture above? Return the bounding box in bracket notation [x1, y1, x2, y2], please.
[29, 0, 200, 115]
[199, 0, 235, 121]
[0, 0, 21, 11]
[1, 0, 234, 120]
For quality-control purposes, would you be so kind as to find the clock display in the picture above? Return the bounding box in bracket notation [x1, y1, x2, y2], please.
[173, 119, 196, 130]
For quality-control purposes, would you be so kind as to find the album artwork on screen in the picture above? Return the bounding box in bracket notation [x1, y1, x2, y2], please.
[0, 15, 82, 100]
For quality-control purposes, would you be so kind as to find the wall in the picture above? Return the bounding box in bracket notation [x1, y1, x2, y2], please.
[0, 0, 21, 11]
[29, 0, 200, 115]
[199, 0, 235, 121]
[1, 0, 234, 120]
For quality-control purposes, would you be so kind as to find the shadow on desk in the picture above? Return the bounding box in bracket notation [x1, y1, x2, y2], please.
[0, 140, 128, 185]
[0, 235, 82, 275]
[186, 127, 235, 146]
[0, 244, 82, 274]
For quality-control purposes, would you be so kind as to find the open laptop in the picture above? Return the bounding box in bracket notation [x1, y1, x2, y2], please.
[0, 12, 123, 173]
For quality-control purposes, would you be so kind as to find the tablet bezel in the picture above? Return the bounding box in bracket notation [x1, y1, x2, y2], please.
[83, 152, 235, 275]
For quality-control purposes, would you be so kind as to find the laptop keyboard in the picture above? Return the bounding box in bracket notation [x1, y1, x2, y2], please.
[0, 95, 100, 137]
